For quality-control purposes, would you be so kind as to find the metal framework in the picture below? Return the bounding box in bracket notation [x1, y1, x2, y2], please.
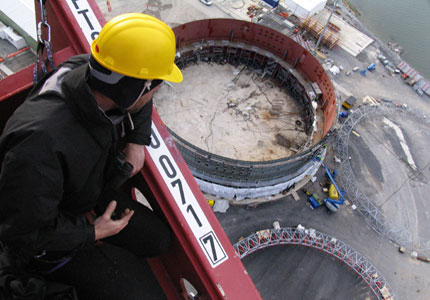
[234, 226, 396, 300]
[335, 102, 430, 255]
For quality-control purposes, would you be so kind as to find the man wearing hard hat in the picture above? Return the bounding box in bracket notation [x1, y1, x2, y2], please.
[0, 14, 182, 299]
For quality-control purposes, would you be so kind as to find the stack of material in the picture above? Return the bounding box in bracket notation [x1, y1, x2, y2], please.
[270, 99, 284, 116]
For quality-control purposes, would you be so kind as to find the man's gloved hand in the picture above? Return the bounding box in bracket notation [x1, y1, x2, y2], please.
[123, 143, 146, 177]
[94, 200, 134, 240]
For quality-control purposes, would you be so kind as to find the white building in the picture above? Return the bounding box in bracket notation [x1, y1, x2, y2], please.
[281, 0, 327, 19]
[0, 24, 27, 49]
[0, 0, 37, 48]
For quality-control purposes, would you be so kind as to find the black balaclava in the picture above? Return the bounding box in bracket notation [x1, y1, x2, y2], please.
[86, 55, 147, 110]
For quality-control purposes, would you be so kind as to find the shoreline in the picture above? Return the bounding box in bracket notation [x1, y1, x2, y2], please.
[339, 1, 402, 63]
[340, 0, 428, 81]
[341, 0, 360, 17]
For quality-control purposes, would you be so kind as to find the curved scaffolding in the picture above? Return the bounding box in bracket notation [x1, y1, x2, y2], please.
[234, 226, 396, 300]
[335, 102, 430, 255]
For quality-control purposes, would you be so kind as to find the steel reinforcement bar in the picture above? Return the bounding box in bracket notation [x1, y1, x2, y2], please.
[234, 226, 396, 300]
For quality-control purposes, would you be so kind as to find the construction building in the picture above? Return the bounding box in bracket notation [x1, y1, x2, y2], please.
[281, 0, 327, 19]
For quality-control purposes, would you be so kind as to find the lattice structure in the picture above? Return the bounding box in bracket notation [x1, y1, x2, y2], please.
[335, 102, 430, 255]
[234, 226, 396, 300]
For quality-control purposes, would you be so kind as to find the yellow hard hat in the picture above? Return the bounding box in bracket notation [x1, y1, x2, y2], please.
[91, 13, 182, 83]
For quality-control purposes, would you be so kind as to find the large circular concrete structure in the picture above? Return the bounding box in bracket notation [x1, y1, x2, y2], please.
[154, 19, 337, 199]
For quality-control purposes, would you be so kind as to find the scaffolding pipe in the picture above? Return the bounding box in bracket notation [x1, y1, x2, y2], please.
[313, 0, 339, 55]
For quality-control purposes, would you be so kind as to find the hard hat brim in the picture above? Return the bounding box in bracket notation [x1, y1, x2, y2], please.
[163, 64, 183, 83]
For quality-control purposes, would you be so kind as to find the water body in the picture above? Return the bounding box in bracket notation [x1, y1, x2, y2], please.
[346, 0, 430, 80]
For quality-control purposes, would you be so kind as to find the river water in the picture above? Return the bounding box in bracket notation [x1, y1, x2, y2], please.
[346, 0, 430, 80]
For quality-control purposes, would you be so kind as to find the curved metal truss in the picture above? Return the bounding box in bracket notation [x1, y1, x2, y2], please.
[335, 102, 430, 255]
[234, 226, 396, 300]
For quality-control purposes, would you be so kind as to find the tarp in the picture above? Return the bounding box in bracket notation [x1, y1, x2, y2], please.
[397, 61, 430, 96]
[397, 61, 421, 80]
[415, 79, 430, 96]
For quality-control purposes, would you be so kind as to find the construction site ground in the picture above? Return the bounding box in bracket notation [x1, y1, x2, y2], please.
[2, 0, 426, 299]
[215, 193, 399, 300]
[215, 136, 430, 300]
[92, 0, 430, 299]
[348, 113, 430, 243]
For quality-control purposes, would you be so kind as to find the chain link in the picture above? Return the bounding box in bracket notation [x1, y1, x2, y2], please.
[33, 0, 55, 84]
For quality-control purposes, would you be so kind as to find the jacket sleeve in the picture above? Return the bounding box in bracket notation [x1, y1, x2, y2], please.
[0, 132, 95, 254]
[124, 99, 153, 146]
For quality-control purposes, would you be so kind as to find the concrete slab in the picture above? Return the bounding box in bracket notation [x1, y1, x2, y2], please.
[291, 190, 300, 201]
[317, 8, 374, 57]
[0, 0, 37, 40]
[154, 62, 319, 161]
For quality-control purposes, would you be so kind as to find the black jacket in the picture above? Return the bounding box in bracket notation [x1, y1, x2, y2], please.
[0, 55, 152, 255]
